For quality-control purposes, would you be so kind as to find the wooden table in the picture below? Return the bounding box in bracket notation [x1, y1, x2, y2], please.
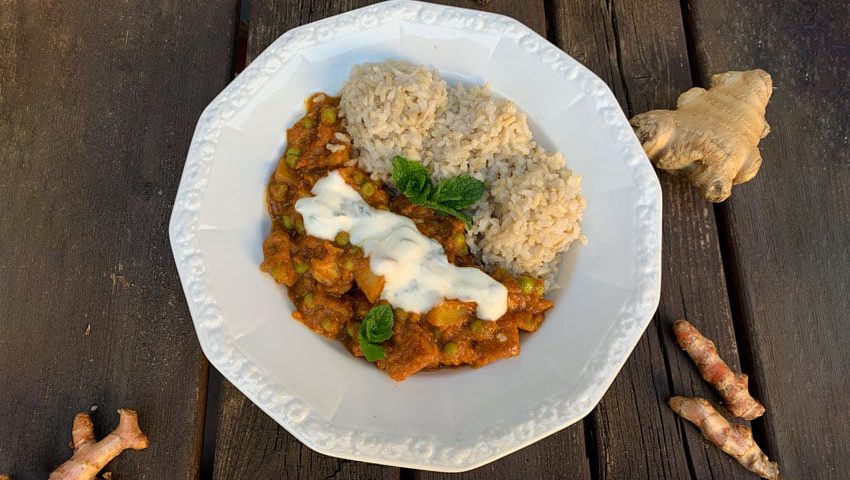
[2, 1, 847, 478]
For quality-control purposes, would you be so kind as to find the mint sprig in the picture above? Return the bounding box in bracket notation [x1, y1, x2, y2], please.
[391, 156, 484, 226]
[358, 303, 394, 362]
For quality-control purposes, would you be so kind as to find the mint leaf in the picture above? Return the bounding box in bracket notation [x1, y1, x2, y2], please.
[432, 175, 484, 210]
[392, 156, 432, 204]
[391, 156, 480, 227]
[408, 181, 432, 205]
[359, 333, 386, 362]
[362, 303, 394, 343]
[358, 303, 394, 362]
[426, 201, 473, 225]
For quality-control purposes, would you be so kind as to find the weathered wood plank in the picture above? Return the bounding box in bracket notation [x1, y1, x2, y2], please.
[0, 1, 237, 478]
[548, 1, 751, 478]
[212, 1, 588, 478]
[414, 427, 589, 480]
[211, 378, 398, 479]
[685, 1, 850, 478]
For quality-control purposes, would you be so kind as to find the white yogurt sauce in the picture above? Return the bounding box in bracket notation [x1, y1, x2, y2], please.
[295, 171, 508, 320]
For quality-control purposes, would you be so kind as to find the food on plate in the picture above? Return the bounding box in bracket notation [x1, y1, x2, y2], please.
[341, 61, 586, 281]
[673, 319, 764, 420]
[260, 61, 585, 380]
[50, 409, 149, 480]
[669, 397, 779, 480]
[630, 69, 773, 202]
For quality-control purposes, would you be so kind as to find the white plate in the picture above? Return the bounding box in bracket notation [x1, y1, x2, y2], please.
[170, 0, 661, 472]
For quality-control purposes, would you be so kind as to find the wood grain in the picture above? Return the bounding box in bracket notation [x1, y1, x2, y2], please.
[685, 1, 850, 478]
[548, 1, 751, 478]
[212, 1, 589, 478]
[211, 379, 398, 479]
[0, 0, 237, 478]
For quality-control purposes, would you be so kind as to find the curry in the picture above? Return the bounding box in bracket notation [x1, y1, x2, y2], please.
[261, 93, 553, 380]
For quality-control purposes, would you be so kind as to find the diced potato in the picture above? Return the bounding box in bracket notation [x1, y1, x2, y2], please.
[354, 257, 384, 303]
[425, 300, 475, 327]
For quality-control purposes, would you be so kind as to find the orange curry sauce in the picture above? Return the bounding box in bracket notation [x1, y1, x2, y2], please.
[260, 93, 553, 380]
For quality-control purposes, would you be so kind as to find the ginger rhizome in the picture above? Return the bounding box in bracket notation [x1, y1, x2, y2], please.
[49, 409, 149, 480]
[630, 69, 772, 202]
[669, 396, 779, 479]
[673, 319, 764, 420]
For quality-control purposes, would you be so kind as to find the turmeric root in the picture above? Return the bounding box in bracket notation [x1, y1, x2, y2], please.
[630, 69, 772, 202]
[674, 319, 764, 420]
[49, 409, 149, 480]
[669, 396, 779, 479]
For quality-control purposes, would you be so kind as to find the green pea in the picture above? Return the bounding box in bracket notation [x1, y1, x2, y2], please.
[519, 276, 535, 294]
[451, 232, 468, 254]
[294, 260, 309, 274]
[342, 257, 355, 271]
[302, 117, 314, 129]
[442, 342, 459, 357]
[335, 231, 350, 246]
[320, 107, 337, 125]
[347, 322, 360, 338]
[321, 317, 333, 332]
[302, 292, 315, 308]
[469, 319, 484, 335]
[285, 153, 298, 169]
[281, 215, 294, 230]
[286, 147, 301, 156]
[360, 182, 376, 198]
[450, 232, 464, 246]
[269, 183, 287, 202]
[353, 171, 366, 185]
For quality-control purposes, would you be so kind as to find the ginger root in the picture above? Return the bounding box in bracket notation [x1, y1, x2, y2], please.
[631, 69, 772, 202]
[674, 319, 764, 420]
[669, 396, 779, 479]
[49, 409, 149, 480]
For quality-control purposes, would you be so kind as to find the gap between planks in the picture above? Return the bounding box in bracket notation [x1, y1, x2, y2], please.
[676, 0, 771, 455]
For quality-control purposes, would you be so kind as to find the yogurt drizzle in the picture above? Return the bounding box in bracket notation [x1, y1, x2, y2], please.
[295, 171, 508, 320]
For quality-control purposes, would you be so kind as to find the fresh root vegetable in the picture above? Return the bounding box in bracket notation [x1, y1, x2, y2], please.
[49, 409, 149, 480]
[630, 69, 773, 202]
[673, 319, 765, 420]
[669, 397, 779, 480]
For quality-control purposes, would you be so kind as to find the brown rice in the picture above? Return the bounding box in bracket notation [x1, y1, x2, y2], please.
[339, 60, 586, 284]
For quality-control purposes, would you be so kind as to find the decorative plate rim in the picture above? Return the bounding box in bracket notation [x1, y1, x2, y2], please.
[169, 0, 662, 472]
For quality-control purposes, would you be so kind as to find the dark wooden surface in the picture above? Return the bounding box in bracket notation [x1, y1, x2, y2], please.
[685, 1, 850, 478]
[1, 0, 847, 478]
[0, 1, 237, 479]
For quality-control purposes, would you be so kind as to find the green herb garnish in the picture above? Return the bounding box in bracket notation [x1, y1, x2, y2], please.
[391, 156, 484, 225]
[358, 303, 394, 362]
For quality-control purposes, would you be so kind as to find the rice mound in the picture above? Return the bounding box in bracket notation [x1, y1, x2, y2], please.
[339, 60, 586, 283]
